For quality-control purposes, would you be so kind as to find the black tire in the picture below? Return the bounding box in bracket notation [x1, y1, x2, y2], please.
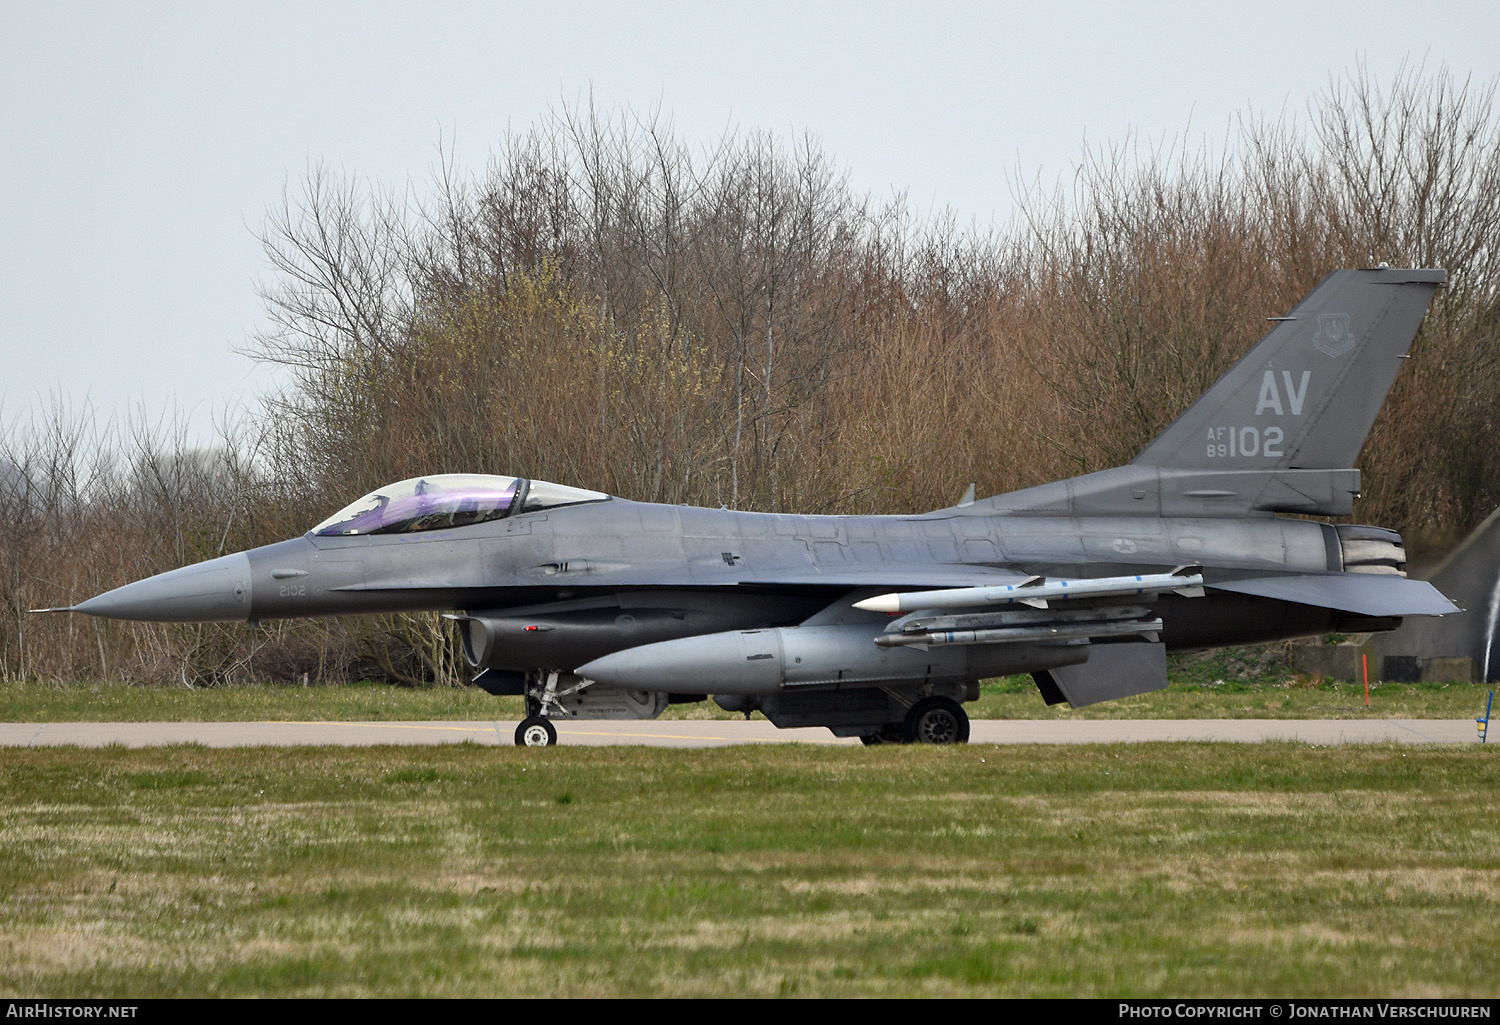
[515, 716, 558, 747]
[902, 697, 970, 745]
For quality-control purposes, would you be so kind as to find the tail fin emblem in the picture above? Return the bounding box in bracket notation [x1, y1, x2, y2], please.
[1314, 313, 1354, 357]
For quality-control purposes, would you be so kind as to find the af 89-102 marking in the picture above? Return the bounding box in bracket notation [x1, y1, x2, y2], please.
[1206, 425, 1286, 459]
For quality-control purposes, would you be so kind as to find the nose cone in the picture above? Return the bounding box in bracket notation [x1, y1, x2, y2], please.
[72, 552, 254, 623]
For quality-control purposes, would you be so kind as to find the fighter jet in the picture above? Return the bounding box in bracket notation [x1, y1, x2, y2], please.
[49, 267, 1459, 745]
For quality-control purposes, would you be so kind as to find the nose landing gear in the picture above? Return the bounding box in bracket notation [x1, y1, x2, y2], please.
[515, 716, 558, 747]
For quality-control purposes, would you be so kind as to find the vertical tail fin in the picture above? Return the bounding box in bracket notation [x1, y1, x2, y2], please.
[980, 268, 1446, 518]
[1133, 268, 1445, 471]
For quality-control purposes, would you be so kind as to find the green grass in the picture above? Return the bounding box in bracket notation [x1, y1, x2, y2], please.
[1, 743, 1497, 997]
[972, 675, 1492, 720]
[0, 677, 505, 723]
[1, 650, 1491, 724]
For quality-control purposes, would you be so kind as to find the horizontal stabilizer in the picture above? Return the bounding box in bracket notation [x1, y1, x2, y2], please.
[1208, 574, 1458, 617]
[1034, 641, 1169, 708]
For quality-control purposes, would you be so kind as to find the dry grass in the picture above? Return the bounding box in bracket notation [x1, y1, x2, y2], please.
[1, 743, 1497, 997]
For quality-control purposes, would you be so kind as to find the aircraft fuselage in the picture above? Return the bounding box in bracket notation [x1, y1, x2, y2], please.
[86, 498, 1375, 661]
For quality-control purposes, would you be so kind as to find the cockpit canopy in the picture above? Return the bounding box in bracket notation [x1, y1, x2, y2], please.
[311, 474, 609, 537]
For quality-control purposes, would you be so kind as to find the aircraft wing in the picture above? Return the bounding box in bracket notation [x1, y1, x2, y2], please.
[1207, 574, 1459, 617]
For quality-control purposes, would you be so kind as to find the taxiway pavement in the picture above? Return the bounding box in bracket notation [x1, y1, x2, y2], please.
[0, 718, 1481, 748]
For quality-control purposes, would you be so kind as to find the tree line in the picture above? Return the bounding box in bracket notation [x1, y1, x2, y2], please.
[4, 63, 1498, 685]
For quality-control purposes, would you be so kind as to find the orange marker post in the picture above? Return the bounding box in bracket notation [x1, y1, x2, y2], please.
[1363, 653, 1370, 707]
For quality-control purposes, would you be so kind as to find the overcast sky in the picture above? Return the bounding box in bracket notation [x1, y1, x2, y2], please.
[4, 0, 1498, 447]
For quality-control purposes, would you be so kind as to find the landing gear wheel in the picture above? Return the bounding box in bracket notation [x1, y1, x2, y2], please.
[515, 716, 558, 747]
[903, 697, 970, 745]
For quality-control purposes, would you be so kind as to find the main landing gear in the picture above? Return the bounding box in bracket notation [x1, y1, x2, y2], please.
[859, 697, 971, 746]
[904, 696, 970, 744]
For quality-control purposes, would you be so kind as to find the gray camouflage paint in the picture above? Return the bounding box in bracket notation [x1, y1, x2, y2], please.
[56, 268, 1459, 742]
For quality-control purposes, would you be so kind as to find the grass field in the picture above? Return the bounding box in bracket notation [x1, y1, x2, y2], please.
[0, 668, 1490, 723]
[2, 743, 1497, 997]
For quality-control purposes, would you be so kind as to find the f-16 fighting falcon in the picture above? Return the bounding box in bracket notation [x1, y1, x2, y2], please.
[48, 268, 1459, 745]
